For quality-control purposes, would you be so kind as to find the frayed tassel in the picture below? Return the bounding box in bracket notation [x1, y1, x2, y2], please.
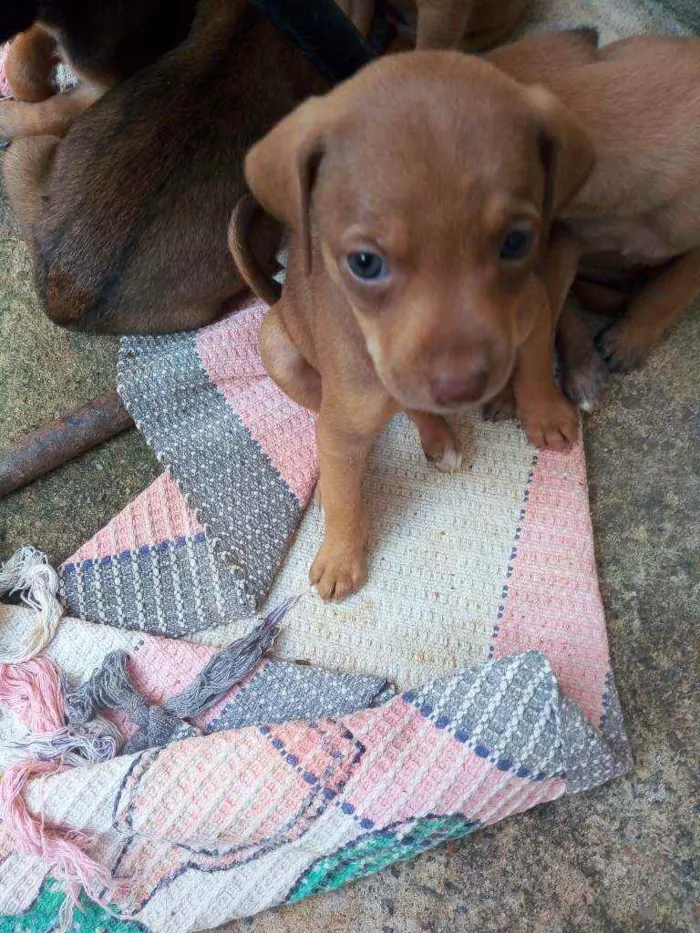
[0, 657, 126, 929]
[164, 595, 298, 719]
[1, 757, 128, 932]
[0, 655, 65, 732]
[0, 547, 64, 663]
[65, 595, 301, 753]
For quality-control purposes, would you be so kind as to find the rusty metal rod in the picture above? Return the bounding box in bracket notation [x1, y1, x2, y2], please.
[0, 390, 134, 498]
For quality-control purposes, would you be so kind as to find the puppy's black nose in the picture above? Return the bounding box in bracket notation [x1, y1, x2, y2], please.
[430, 366, 490, 406]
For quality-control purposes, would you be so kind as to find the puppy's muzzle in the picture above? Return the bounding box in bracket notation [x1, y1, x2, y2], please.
[430, 352, 491, 407]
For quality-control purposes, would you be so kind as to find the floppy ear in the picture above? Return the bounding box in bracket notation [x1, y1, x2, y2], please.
[524, 85, 596, 230]
[244, 97, 330, 275]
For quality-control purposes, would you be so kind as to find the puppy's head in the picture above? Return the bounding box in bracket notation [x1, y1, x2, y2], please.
[245, 52, 594, 413]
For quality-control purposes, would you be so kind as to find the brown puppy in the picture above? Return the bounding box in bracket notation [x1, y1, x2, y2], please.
[546, 36, 700, 409]
[1, 1, 331, 333]
[232, 30, 599, 600]
[337, 0, 531, 50]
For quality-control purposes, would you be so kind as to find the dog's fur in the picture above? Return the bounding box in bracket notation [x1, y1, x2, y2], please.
[1, 1, 199, 134]
[1, 0, 330, 333]
[550, 37, 700, 408]
[231, 30, 601, 600]
[493, 35, 700, 411]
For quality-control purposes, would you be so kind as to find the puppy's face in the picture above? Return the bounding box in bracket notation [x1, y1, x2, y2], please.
[313, 118, 548, 412]
[246, 52, 594, 412]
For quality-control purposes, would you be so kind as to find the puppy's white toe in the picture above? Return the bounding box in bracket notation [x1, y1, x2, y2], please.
[434, 444, 463, 473]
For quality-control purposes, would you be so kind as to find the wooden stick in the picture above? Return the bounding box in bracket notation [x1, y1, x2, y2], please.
[0, 390, 134, 498]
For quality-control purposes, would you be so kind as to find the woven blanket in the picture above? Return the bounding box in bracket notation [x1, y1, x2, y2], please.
[0, 296, 633, 932]
[2, 0, 696, 929]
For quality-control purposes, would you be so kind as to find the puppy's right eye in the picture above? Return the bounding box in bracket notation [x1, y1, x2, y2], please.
[346, 252, 387, 281]
[498, 227, 535, 262]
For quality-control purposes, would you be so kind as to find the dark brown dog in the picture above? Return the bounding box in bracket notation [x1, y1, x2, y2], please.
[1, 1, 330, 333]
[231, 30, 600, 600]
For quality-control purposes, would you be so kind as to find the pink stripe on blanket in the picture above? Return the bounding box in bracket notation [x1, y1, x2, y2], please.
[491, 442, 609, 726]
[196, 300, 318, 505]
[67, 472, 203, 564]
[341, 701, 565, 826]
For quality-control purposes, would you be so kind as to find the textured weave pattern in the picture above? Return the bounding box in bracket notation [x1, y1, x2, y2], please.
[0, 619, 631, 932]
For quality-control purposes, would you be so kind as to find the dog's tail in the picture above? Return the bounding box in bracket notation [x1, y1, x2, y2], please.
[228, 193, 282, 307]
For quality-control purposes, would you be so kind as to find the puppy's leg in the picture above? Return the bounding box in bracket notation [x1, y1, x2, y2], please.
[557, 302, 609, 411]
[408, 410, 462, 471]
[310, 392, 395, 601]
[596, 249, 700, 371]
[415, 0, 473, 49]
[0, 84, 104, 140]
[259, 308, 322, 412]
[513, 232, 581, 450]
[5, 26, 57, 102]
[482, 383, 516, 422]
[2, 135, 60, 256]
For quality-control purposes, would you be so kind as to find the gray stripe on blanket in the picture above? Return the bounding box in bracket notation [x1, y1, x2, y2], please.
[118, 330, 303, 615]
[207, 659, 395, 734]
[60, 533, 250, 635]
[407, 652, 631, 793]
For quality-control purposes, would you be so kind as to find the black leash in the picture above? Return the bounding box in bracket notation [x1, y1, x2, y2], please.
[250, 0, 376, 84]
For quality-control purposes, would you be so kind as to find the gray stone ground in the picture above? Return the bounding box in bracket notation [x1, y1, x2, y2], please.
[0, 174, 698, 932]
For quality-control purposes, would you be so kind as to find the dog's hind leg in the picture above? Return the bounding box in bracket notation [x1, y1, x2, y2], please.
[0, 83, 104, 139]
[2, 134, 59, 256]
[596, 249, 700, 371]
[407, 410, 463, 472]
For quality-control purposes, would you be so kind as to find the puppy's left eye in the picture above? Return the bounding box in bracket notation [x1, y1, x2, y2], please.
[346, 252, 387, 281]
[499, 227, 535, 262]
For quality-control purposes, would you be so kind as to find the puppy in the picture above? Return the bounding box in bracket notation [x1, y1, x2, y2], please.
[547, 37, 700, 409]
[1, 0, 331, 333]
[488, 35, 700, 412]
[337, 0, 531, 50]
[231, 30, 600, 600]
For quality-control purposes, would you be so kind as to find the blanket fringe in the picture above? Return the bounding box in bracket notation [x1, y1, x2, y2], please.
[0, 546, 64, 663]
[0, 658, 126, 931]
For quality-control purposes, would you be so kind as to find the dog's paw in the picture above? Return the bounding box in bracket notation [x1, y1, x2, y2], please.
[309, 539, 367, 602]
[420, 418, 463, 473]
[595, 321, 656, 373]
[563, 353, 610, 412]
[519, 393, 579, 451]
[483, 385, 516, 423]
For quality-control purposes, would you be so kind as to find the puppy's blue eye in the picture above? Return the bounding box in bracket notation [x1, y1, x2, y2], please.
[499, 228, 535, 262]
[347, 252, 386, 280]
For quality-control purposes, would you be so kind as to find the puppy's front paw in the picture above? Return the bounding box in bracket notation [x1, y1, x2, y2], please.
[563, 353, 610, 412]
[421, 418, 463, 473]
[310, 539, 367, 602]
[596, 321, 657, 372]
[483, 385, 516, 423]
[519, 392, 579, 451]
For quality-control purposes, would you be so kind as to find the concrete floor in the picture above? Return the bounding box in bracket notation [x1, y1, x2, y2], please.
[1, 174, 698, 932]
